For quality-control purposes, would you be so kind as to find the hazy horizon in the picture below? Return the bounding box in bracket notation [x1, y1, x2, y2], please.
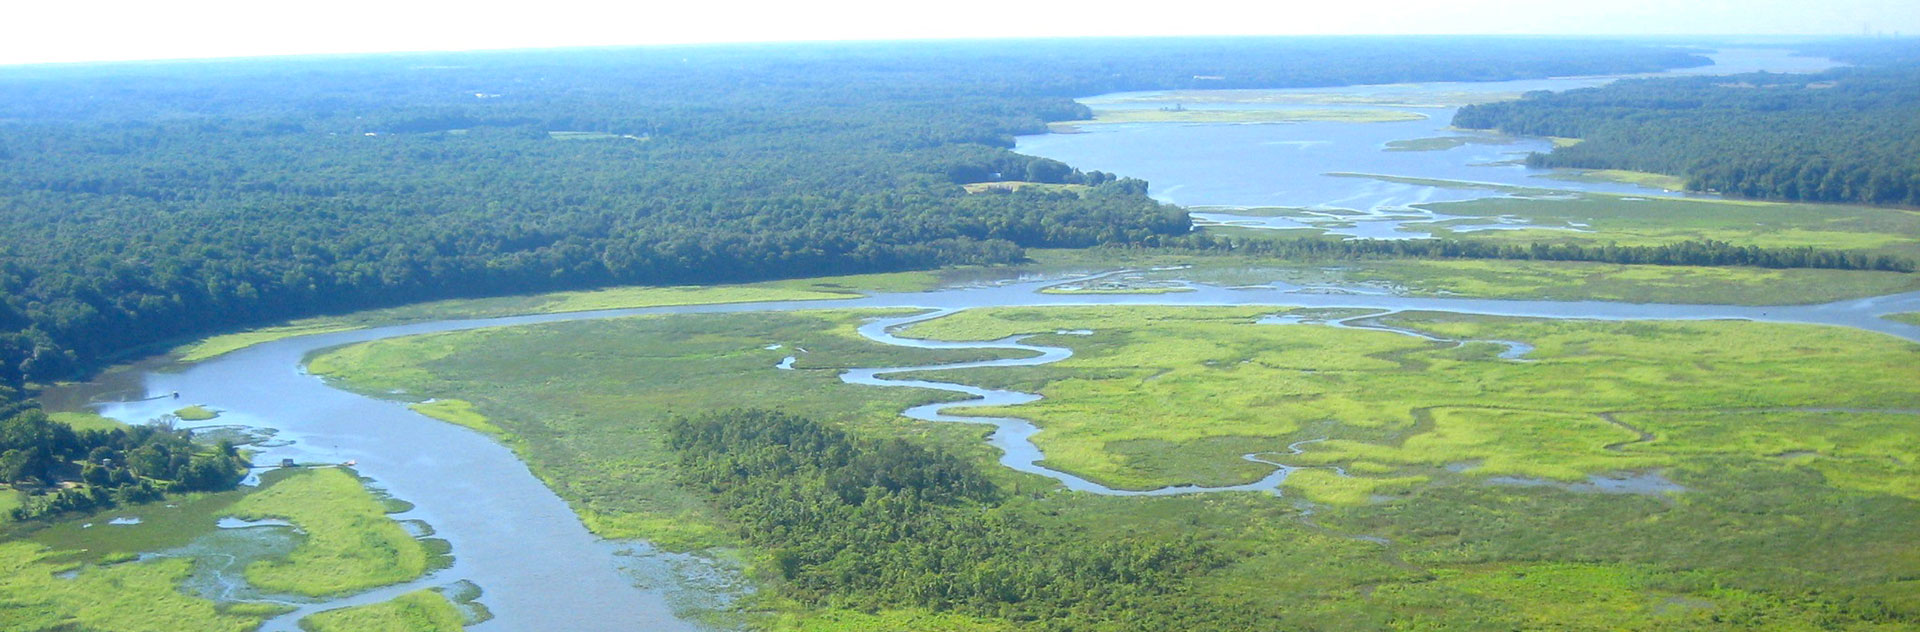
[4, 0, 1917, 67]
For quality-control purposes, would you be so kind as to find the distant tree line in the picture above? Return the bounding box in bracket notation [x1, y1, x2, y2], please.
[2, 408, 247, 522]
[1178, 234, 1915, 272]
[1454, 54, 1920, 206]
[0, 38, 1708, 394]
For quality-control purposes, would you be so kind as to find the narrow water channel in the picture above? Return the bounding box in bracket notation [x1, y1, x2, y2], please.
[38, 271, 1920, 630]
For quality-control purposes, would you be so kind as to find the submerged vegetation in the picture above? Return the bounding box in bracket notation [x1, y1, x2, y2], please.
[0, 467, 434, 631]
[0, 540, 274, 632]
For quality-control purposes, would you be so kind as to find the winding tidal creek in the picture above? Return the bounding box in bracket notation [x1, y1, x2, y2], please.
[40, 272, 1920, 630]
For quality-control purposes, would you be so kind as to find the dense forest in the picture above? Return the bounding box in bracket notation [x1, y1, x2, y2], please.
[1454, 44, 1920, 205]
[668, 409, 1242, 629]
[1, 410, 247, 522]
[0, 38, 1709, 390]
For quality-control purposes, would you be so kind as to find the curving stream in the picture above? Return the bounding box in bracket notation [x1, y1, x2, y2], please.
[37, 271, 1920, 630]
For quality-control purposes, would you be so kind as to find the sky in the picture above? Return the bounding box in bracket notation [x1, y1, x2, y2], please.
[3, 0, 1917, 66]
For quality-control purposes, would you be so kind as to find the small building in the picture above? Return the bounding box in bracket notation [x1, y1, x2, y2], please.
[280, 458, 298, 468]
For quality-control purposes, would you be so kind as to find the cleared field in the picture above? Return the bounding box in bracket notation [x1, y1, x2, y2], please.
[960, 181, 1090, 195]
[1536, 168, 1689, 191]
[46, 410, 125, 432]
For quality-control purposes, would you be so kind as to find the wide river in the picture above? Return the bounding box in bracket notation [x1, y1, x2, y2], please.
[1014, 48, 1841, 238]
[38, 47, 1899, 632]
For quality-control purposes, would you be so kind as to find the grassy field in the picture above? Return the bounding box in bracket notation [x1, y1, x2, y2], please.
[1887, 312, 1920, 326]
[307, 309, 1023, 548]
[46, 410, 125, 432]
[1052, 108, 1426, 130]
[299, 589, 465, 632]
[960, 181, 1091, 195]
[173, 270, 941, 363]
[222, 468, 436, 597]
[1537, 168, 1690, 191]
[303, 303, 1920, 629]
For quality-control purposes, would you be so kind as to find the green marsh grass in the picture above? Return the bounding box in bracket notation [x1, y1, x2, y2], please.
[299, 589, 465, 632]
[1027, 248, 1920, 305]
[0, 469, 425, 630]
[307, 309, 1022, 547]
[221, 468, 432, 597]
[298, 304, 1920, 629]
[173, 405, 220, 421]
[1409, 192, 1920, 258]
[898, 307, 1920, 491]
[0, 541, 271, 632]
[174, 270, 942, 363]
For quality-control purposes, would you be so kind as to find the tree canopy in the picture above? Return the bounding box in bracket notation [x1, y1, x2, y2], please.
[1454, 43, 1920, 206]
[0, 38, 1707, 387]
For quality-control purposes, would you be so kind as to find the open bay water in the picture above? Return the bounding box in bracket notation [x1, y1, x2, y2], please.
[1013, 49, 1843, 237]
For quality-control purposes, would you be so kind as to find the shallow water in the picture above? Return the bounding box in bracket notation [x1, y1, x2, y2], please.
[1015, 48, 1841, 238]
